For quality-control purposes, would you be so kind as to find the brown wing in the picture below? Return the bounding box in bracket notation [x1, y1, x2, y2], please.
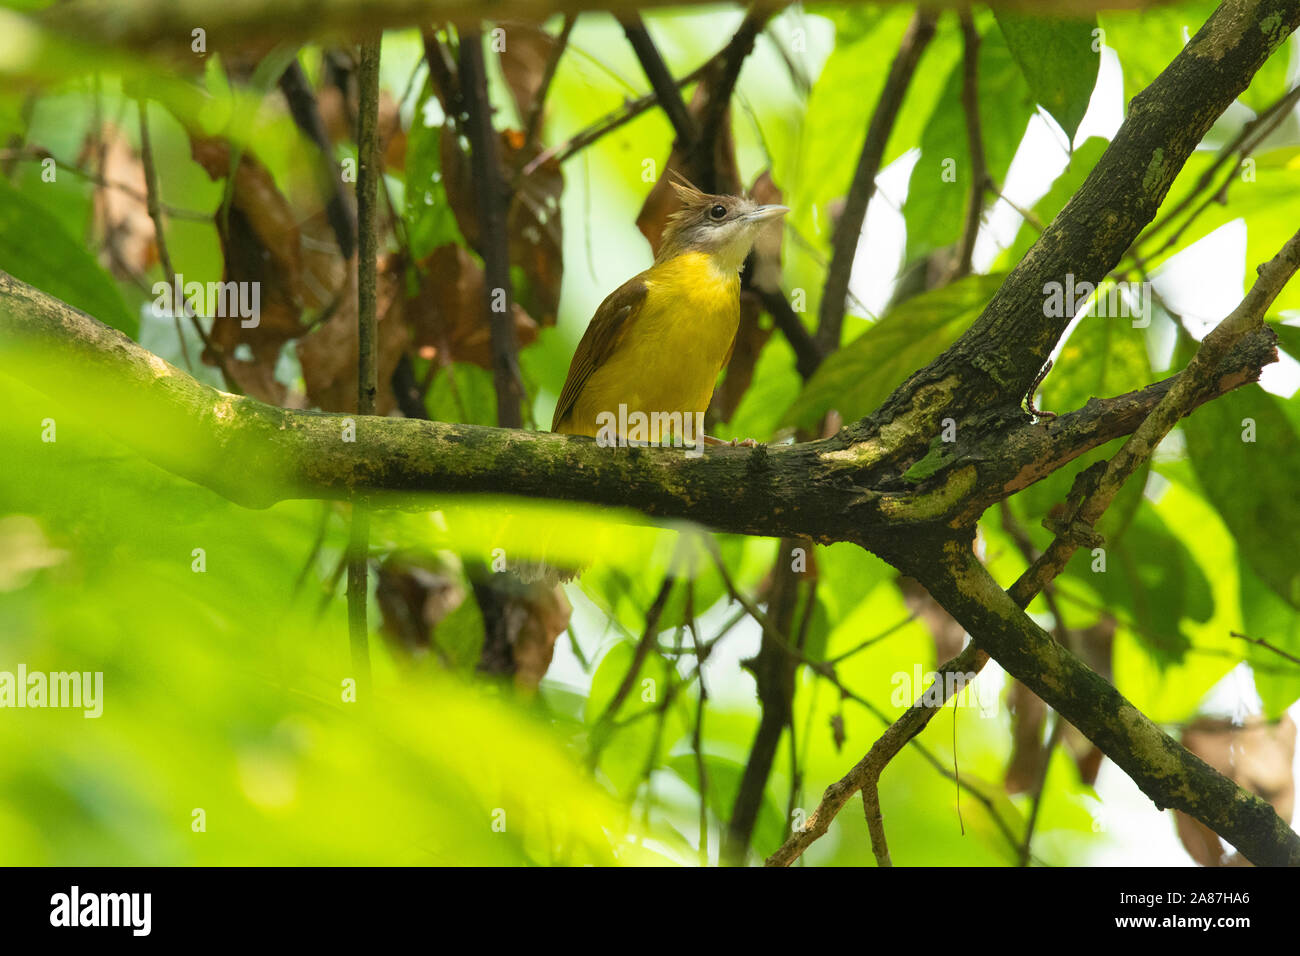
[551, 275, 649, 432]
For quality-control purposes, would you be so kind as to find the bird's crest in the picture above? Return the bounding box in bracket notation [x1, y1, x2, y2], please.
[666, 170, 710, 210]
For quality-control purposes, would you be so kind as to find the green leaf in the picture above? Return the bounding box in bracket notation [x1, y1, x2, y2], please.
[902, 28, 1034, 264]
[425, 361, 497, 426]
[1239, 562, 1300, 718]
[994, 11, 1100, 142]
[404, 81, 465, 261]
[783, 273, 1004, 430]
[0, 177, 136, 338]
[1268, 321, 1300, 361]
[1098, 4, 1217, 104]
[668, 752, 788, 858]
[1009, 266, 1157, 554]
[1086, 507, 1213, 665]
[1141, 151, 1300, 315]
[1182, 341, 1300, 610]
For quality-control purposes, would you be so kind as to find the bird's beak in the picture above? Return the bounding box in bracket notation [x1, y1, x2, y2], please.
[746, 204, 789, 223]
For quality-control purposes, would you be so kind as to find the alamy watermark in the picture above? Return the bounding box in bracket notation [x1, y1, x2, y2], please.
[595, 404, 706, 458]
[50, 886, 150, 936]
[152, 274, 260, 328]
[0, 664, 103, 717]
[1043, 274, 1152, 328]
[891, 663, 995, 715]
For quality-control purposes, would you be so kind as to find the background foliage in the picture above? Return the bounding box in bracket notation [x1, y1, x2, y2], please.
[1, 0, 1298, 865]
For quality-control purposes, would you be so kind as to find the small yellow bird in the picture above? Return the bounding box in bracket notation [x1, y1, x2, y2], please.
[552, 176, 788, 443]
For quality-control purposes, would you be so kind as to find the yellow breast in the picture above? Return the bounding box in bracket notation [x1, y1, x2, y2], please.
[565, 252, 739, 437]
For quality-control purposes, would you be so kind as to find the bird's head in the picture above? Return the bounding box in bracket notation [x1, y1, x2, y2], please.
[656, 174, 788, 272]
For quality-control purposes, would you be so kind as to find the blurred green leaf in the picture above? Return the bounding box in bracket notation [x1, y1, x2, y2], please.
[404, 80, 464, 262]
[425, 361, 497, 425]
[903, 27, 1033, 264]
[668, 751, 787, 860]
[1239, 562, 1300, 718]
[1182, 350, 1300, 610]
[783, 273, 1003, 430]
[0, 177, 136, 338]
[1268, 320, 1300, 361]
[1088, 507, 1212, 665]
[994, 11, 1100, 142]
[1098, 3, 1217, 104]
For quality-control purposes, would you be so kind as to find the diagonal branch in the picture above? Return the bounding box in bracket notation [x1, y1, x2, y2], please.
[768, 227, 1300, 867]
[1015, 226, 1300, 600]
[621, 13, 700, 151]
[872, 0, 1300, 429]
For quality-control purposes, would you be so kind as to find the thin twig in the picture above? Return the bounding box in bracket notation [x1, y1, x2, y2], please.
[1229, 631, 1300, 667]
[816, 8, 938, 355]
[1130, 83, 1300, 265]
[135, 100, 193, 373]
[519, 59, 713, 178]
[279, 59, 357, 259]
[621, 14, 700, 152]
[689, 6, 771, 188]
[522, 14, 576, 148]
[1018, 713, 1066, 866]
[0, 147, 211, 222]
[347, 34, 383, 702]
[588, 574, 676, 763]
[1017, 226, 1300, 603]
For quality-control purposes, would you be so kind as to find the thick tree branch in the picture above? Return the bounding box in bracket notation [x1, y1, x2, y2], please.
[621, 14, 700, 153]
[0, 269, 1277, 541]
[767, 229, 1300, 866]
[924, 546, 1300, 867]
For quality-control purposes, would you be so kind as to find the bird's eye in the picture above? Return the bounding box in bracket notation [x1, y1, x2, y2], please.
[709, 203, 727, 221]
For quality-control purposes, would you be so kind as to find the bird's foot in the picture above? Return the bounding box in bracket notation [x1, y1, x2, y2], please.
[703, 434, 758, 448]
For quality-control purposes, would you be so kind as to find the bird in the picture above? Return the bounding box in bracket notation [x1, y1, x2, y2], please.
[512, 176, 786, 586]
[551, 175, 788, 446]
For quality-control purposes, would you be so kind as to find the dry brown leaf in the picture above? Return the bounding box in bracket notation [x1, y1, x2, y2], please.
[496, 22, 556, 125]
[473, 571, 572, 693]
[1175, 714, 1296, 866]
[376, 555, 467, 661]
[191, 135, 305, 285]
[441, 126, 563, 325]
[297, 262, 407, 414]
[395, 244, 538, 369]
[82, 124, 156, 280]
[189, 133, 310, 374]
